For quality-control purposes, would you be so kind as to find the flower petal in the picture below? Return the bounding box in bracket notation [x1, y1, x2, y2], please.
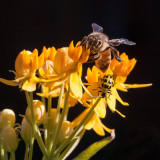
[94, 98, 106, 118]
[31, 49, 38, 70]
[37, 88, 60, 98]
[115, 109, 126, 118]
[115, 89, 129, 106]
[70, 72, 82, 99]
[86, 67, 92, 83]
[82, 83, 99, 100]
[68, 41, 75, 60]
[48, 47, 57, 61]
[38, 52, 44, 69]
[101, 123, 115, 133]
[73, 46, 82, 62]
[123, 83, 152, 89]
[92, 66, 99, 82]
[79, 48, 90, 63]
[22, 78, 36, 92]
[72, 109, 88, 128]
[107, 87, 116, 112]
[22, 50, 31, 69]
[85, 114, 95, 130]
[93, 121, 105, 136]
[0, 77, 26, 86]
[115, 83, 128, 92]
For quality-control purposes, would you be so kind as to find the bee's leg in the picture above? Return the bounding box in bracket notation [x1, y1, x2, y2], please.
[79, 36, 88, 49]
[110, 46, 122, 62]
[87, 54, 101, 63]
[81, 36, 88, 45]
[92, 54, 101, 60]
[101, 47, 110, 52]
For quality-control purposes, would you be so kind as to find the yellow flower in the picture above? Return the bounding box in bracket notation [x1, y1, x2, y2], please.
[43, 46, 57, 62]
[38, 45, 83, 104]
[109, 52, 152, 91]
[72, 100, 114, 136]
[39, 46, 57, 79]
[110, 52, 136, 83]
[83, 55, 152, 116]
[83, 66, 127, 116]
[68, 41, 90, 63]
[0, 49, 63, 92]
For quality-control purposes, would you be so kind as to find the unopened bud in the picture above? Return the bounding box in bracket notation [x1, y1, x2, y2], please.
[26, 100, 46, 125]
[20, 118, 32, 143]
[58, 121, 73, 144]
[0, 109, 15, 130]
[1, 126, 18, 152]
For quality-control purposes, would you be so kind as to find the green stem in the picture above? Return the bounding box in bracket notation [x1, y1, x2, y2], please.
[25, 91, 49, 158]
[63, 105, 69, 121]
[10, 152, 15, 160]
[34, 129, 48, 158]
[57, 129, 85, 160]
[29, 137, 34, 160]
[48, 83, 64, 153]
[44, 129, 47, 146]
[55, 83, 64, 126]
[49, 85, 70, 156]
[41, 85, 46, 107]
[47, 88, 52, 149]
[24, 143, 29, 160]
[53, 97, 101, 158]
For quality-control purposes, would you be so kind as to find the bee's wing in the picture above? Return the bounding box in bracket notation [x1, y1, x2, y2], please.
[108, 38, 136, 46]
[92, 23, 103, 33]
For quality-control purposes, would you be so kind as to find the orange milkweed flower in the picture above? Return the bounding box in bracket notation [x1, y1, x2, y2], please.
[72, 98, 114, 136]
[68, 41, 90, 63]
[0, 49, 63, 92]
[83, 53, 152, 116]
[37, 45, 83, 105]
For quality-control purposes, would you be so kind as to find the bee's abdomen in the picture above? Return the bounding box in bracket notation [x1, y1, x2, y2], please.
[95, 49, 111, 73]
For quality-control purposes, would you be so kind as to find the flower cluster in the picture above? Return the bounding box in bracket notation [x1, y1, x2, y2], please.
[0, 41, 152, 160]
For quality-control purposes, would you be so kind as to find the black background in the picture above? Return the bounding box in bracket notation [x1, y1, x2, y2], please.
[0, 0, 159, 160]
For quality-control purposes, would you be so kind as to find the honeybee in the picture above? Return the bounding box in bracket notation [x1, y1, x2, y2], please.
[81, 23, 136, 72]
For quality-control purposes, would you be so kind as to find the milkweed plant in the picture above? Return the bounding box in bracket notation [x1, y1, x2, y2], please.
[0, 31, 152, 160]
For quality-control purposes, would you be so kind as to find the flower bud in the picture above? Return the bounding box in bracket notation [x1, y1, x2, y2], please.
[25, 100, 46, 125]
[1, 126, 18, 152]
[20, 118, 32, 143]
[0, 109, 15, 130]
[58, 121, 73, 145]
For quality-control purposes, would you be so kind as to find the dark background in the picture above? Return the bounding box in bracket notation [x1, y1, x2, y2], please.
[0, 0, 159, 160]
